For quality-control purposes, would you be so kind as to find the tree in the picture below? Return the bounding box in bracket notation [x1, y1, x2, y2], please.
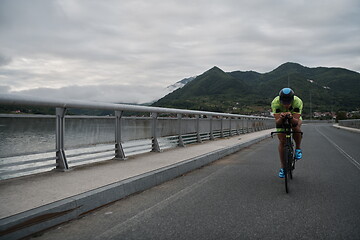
[336, 111, 347, 122]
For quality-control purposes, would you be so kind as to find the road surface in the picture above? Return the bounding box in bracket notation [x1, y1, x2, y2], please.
[31, 124, 360, 240]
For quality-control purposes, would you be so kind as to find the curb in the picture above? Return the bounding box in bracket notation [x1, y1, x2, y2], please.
[332, 124, 360, 134]
[0, 134, 270, 240]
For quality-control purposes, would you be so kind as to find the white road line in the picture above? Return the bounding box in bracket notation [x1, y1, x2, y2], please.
[316, 127, 360, 171]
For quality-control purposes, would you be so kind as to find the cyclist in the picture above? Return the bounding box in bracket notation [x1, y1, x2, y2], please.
[271, 88, 303, 178]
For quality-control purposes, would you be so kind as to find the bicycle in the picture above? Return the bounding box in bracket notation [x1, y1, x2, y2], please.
[271, 115, 303, 193]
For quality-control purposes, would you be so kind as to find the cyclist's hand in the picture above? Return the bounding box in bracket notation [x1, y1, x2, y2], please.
[280, 113, 286, 118]
[281, 112, 293, 119]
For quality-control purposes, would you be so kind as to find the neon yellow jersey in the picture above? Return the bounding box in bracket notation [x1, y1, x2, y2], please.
[271, 96, 303, 115]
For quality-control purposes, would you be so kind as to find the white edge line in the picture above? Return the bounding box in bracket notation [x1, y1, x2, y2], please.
[316, 127, 360, 171]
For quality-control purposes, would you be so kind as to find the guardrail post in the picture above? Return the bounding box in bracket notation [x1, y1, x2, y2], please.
[196, 115, 202, 143]
[220, 118, 224, 138]
[210, 116, 214, 140]
[241, 117, 244, 134]
[114, 110, 126, 160]
[151, 112, 161, 152]
[55, 107, 69, 171]
[229, 117, 232, 136]
[262, 119, 265, 130]
[177, 114, 185, 147]
[258, 118, 261, 131]
[247, 118, 250, 133]
[235, 118, 240, 135]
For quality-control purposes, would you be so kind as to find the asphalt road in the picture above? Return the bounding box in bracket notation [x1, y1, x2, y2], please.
[30, 124, 360, 240]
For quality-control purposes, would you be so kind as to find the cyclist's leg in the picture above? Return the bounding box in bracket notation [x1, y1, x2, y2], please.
[292, 119, 302, 149]
[292, 119, 302, 159]
[277, 133, 286, 168]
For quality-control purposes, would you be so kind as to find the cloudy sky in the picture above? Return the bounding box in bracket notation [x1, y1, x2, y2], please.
[0, 0, 359, 103]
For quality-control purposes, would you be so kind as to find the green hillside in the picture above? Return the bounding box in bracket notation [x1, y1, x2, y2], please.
[153, 62, 360, 117]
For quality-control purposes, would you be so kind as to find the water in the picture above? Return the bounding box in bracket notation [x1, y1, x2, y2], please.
[0, 116, 56, 158]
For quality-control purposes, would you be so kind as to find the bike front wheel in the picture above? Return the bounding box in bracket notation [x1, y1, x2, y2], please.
[284, 144, 295, 193]
[289, 149, 293, 180]
[284, 146, 291, 193]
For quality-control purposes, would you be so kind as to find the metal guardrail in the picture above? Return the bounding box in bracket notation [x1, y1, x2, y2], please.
[0, 93, 273, 180]
[302, 120, 335, 124]
[338, 119, 360, 129]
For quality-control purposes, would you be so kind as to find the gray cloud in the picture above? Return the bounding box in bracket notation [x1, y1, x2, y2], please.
[0, 54, 11, 66]
[0, 85, 11, 94]
[0, 0, 359, 103]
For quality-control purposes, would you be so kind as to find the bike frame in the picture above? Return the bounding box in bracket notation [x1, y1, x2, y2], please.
[271, 117, 303, 193]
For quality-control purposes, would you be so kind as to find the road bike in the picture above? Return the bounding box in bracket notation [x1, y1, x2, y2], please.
[271, 115, 303, 193]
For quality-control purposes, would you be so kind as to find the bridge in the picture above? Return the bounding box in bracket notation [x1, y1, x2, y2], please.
[0, 94, 359, 239]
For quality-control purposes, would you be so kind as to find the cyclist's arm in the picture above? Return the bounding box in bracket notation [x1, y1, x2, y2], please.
[274, 113, 288, 125]
[290, 113, 301, 126]
[274, 112, 300, 125]
[274, 114, 281, 125]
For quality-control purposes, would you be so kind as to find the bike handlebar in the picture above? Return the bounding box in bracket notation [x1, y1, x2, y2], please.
[271, 114, 303, 137]
[271, 131, 303, 137]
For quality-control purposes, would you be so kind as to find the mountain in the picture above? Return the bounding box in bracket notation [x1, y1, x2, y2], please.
[152, 62, 360, 116]
[166, 76, 196, 92]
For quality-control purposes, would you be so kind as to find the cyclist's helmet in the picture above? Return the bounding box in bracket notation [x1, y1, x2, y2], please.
[279, 88, 294, 105]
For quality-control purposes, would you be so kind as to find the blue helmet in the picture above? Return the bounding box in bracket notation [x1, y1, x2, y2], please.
[279, 88, 294, 104]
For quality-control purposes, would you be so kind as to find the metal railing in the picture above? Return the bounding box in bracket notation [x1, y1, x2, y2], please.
[338, 119, 360, 129]
[302, 120, 335, 124]
[0, 93, 273, 180]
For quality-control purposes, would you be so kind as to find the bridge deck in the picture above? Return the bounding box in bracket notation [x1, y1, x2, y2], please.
[2, 124, 359, 239]
[1, 129, 273, 235]
[32, 124, 360, 240]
